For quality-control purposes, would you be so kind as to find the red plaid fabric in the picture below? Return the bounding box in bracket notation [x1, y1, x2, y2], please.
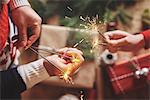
[0, 4, 9, 51]
[106, 53, 150, 95]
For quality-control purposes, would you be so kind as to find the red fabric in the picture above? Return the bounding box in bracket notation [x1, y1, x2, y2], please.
[141, 29, 150, 49]
[106, 54, 150, 95]
[0, 4, 9, 52]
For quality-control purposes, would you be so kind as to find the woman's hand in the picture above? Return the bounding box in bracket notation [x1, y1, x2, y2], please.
[43, 48, 84, 76]
[104, 30, 145, 53]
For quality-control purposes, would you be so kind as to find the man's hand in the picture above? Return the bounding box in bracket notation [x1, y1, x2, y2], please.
[11, 6, 42, 50]
[43, 48, 84, 76]
[104, 30, 145, 52]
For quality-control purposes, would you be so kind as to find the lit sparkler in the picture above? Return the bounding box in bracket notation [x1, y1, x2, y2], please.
[67, 6, 73, 11]
[73, 38, 85, 47]
[79, 15, 108, 54]
[65, 16, 71, 20]
[80, 91, 84, 100]
[30, 46, 82, 84]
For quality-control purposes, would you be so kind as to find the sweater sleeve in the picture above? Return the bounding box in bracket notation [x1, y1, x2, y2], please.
[141, 29, 150, 49]
[0, 68, 26, 99]
[9, 0, 31, 10]
[17, 58, 50, 89]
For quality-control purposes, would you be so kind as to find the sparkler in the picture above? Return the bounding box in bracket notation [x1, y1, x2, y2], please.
[29, 47, 63, 72]
[80, 91, 84, 100]
[67, 6, 73, 11]
[80, 15, 108, 45]
[65, 16, 71, 20]
[79, 15, 109, 55]
[73, 38, 85, 48]
[29, 46, 81, 84]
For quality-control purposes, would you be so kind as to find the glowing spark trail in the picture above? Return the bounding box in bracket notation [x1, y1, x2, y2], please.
[67, 6, 73, 11]
[73, 39, 85, 47]
[29, 46, 81, 84]
[79, 15, 108, 54]
[80, 91, 84, 100]
[65, 16, 71, 20]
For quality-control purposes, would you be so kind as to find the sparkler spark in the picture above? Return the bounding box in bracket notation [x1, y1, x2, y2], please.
[30, 46, 81, 84]
[80, 15, 100, 32]
[59, 72, 74, 84]
[67, 6, 73, 11]
[80, 91, 84, 100]
[80, 15, 108, 54]
[65, 16, 71, 20]
[73, 38, 85, 47]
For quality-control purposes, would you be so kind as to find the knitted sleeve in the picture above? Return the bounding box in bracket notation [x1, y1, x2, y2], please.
[9, 0, 31, 10]
[17, 59, 50, 89]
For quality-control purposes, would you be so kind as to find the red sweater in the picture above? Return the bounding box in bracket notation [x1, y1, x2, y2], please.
[141, 29, 150, 49]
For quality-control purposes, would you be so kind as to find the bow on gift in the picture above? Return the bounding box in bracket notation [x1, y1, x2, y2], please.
[106, 53, 150, 95]
[130, 57, 149, 79]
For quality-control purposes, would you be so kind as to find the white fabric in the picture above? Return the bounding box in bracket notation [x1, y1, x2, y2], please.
[17, 58, 49, 88]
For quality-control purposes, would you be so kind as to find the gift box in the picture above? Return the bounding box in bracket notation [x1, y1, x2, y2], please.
[106, 53, 150, 95]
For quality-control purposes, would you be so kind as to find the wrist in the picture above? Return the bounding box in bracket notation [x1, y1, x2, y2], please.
[136, 34, 145, 49]
[141, 30, 150, 49]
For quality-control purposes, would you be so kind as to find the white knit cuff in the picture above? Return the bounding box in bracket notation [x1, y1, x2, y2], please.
[9, 0, 31, 10]
[17, 59, 49, 89]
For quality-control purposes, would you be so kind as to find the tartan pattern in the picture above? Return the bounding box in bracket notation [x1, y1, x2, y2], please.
[106, 54, 150, 95]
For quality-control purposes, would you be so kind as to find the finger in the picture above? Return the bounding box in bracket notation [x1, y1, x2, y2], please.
[107, 37, 128, 47]
[47, 55, 68, 69]
[75, 53, 84, 63]
[108, 30, 129, 36]
[25, 22, 41, 49]
[43, 61, 61, 76]
[67, 48, 83, 55]
[58, 47, 83, 55]
[47, 55, 67, 64]
[104, 30, 128, 40]
[58, 47, 68, 53]
[66, 51, 84, 63]
[17, 26, 27, 49]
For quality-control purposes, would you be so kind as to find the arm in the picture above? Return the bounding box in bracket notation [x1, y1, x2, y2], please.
[104, 30, 147, 52]
[0, 48, 84, 98]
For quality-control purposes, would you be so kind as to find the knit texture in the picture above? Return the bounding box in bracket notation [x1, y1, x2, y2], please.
[9, 0, 30, 10]
[17, 59, 50, 88]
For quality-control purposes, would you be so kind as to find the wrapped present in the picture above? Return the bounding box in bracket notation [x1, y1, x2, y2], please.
[106, 53, 150, 95]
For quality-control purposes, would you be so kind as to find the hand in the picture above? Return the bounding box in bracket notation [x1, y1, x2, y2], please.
[58, 47, 83, 55]
[43, 48, 84, 76]
[104, 30, 145, 52]
[11, 6, 42, 50]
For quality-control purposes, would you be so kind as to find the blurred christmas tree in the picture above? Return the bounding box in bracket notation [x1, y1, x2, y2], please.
[29, 0, 150, 60]
[29, 0, 138, 27]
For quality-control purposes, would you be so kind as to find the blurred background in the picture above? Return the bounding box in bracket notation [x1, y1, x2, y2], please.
[20, 0, 150, 100]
